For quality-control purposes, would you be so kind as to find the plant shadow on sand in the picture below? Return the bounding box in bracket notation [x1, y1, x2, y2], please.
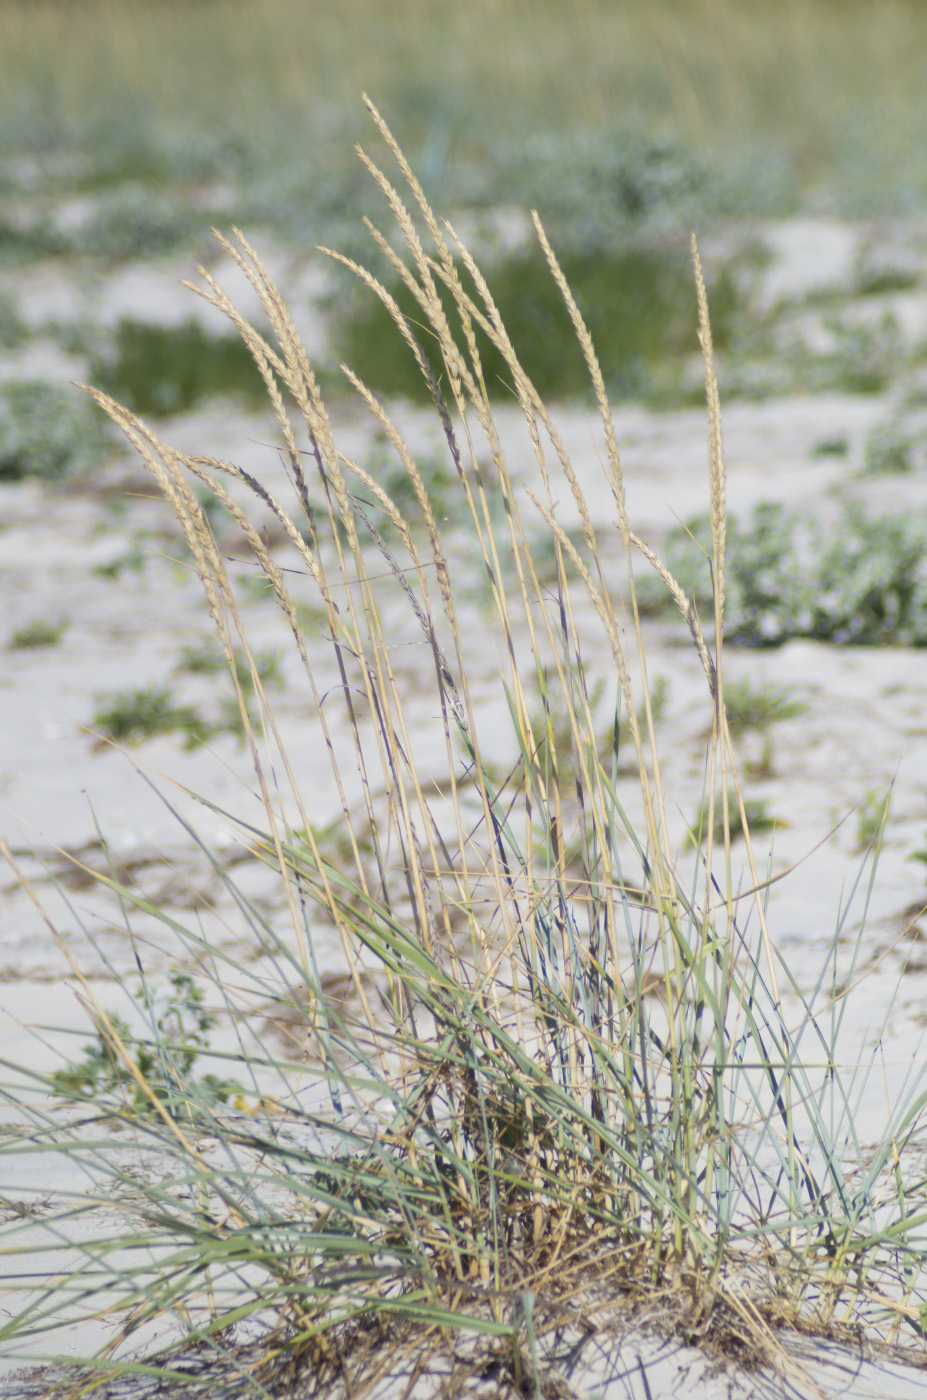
[4, 100, 927, 1399]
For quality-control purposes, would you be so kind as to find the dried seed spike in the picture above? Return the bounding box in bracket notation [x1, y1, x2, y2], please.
[531, 211, 627, 535]
[692, 234, 726, 616]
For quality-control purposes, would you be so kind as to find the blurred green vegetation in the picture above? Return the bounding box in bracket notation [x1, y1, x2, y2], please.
[92, 318, 271, 416]
[0, 381, 113, 480]
[336, 243, 738, 403]
[2, 0, 927, 265]
[643, 502, 927, 647]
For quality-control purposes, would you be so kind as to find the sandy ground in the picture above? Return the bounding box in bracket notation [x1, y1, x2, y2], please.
[3, 220, 927, 1396]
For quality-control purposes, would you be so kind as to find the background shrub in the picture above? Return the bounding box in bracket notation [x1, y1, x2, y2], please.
[644, 501, 927, 646]
[0, 380, 113, 481]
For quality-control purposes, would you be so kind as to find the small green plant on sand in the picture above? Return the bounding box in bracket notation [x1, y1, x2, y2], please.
[9, 618, 68, 649]
[176, 638, 283, 693]
[92, 684, 212, 749]
[811, 309, 902, 395]
[910, 835, 927, 872]
[744, 735, 775, 781]
[811, 434, 849, 457]
[863, 420, 918, 476]
[644, 671, 670, 724]
[855, 789, 891, 851]
[177, 639, 284, 739]
[723, 674, 806, 737]
[334, 240, 738, 404]
[50, 969, 243, 1115]
[529, 672, 668, 777]
[689, 789, 778, 848]
[92, 653, 285, 751]
[0, 289, 29, 348]
[615, 672, 670, 752]
[93, 538, 149, 579]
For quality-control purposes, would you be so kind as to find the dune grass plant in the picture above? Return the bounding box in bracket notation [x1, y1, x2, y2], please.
[4, 102, 927, 1395]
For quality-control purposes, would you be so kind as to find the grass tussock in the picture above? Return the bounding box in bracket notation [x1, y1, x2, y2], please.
[3, 103, 927, 1396]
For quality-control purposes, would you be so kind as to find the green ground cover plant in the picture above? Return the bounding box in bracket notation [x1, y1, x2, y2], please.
[909, 835, 927, 873]
[0, 380, 114, 481]
[91, 661, 282, 750]
[0, 215, 66, 267]
[360, 433, 457, 527]
[74, 183, 204, 261]
[4, 106, 927, 1395]
[91, 684, 212, 749]
[8, 617, 67, 649]
[50, 969, 244, 1115]
[177, 639, 285, 740]
[93, 537, 148, 579]
[689, 790, 778, 849]
[811, 434, 850, 457]
[807, 311, 903, 395]
[0, 289, 28, 347]
[863, 419, 927, 476]
[855, 790, 891, 853]
[176, 639, 283, 692]
[722, 676, 806, 738]
[857, 269, 921, 297]
[92, 647, 285, 753]
[644, 500, 927, 647]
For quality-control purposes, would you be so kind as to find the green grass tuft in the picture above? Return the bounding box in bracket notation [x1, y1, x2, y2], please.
[863, 420, 917, 476]
[9, 617, 67, 649]
[0, 289, 29, 348]
[91, 684, 212, 749]
[855, 789, 891, 852]
[723, 675, 807, 737]
[689, 789, 779, 848]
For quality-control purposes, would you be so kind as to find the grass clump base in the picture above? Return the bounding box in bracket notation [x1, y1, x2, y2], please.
[3, 103, 927, 1397]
